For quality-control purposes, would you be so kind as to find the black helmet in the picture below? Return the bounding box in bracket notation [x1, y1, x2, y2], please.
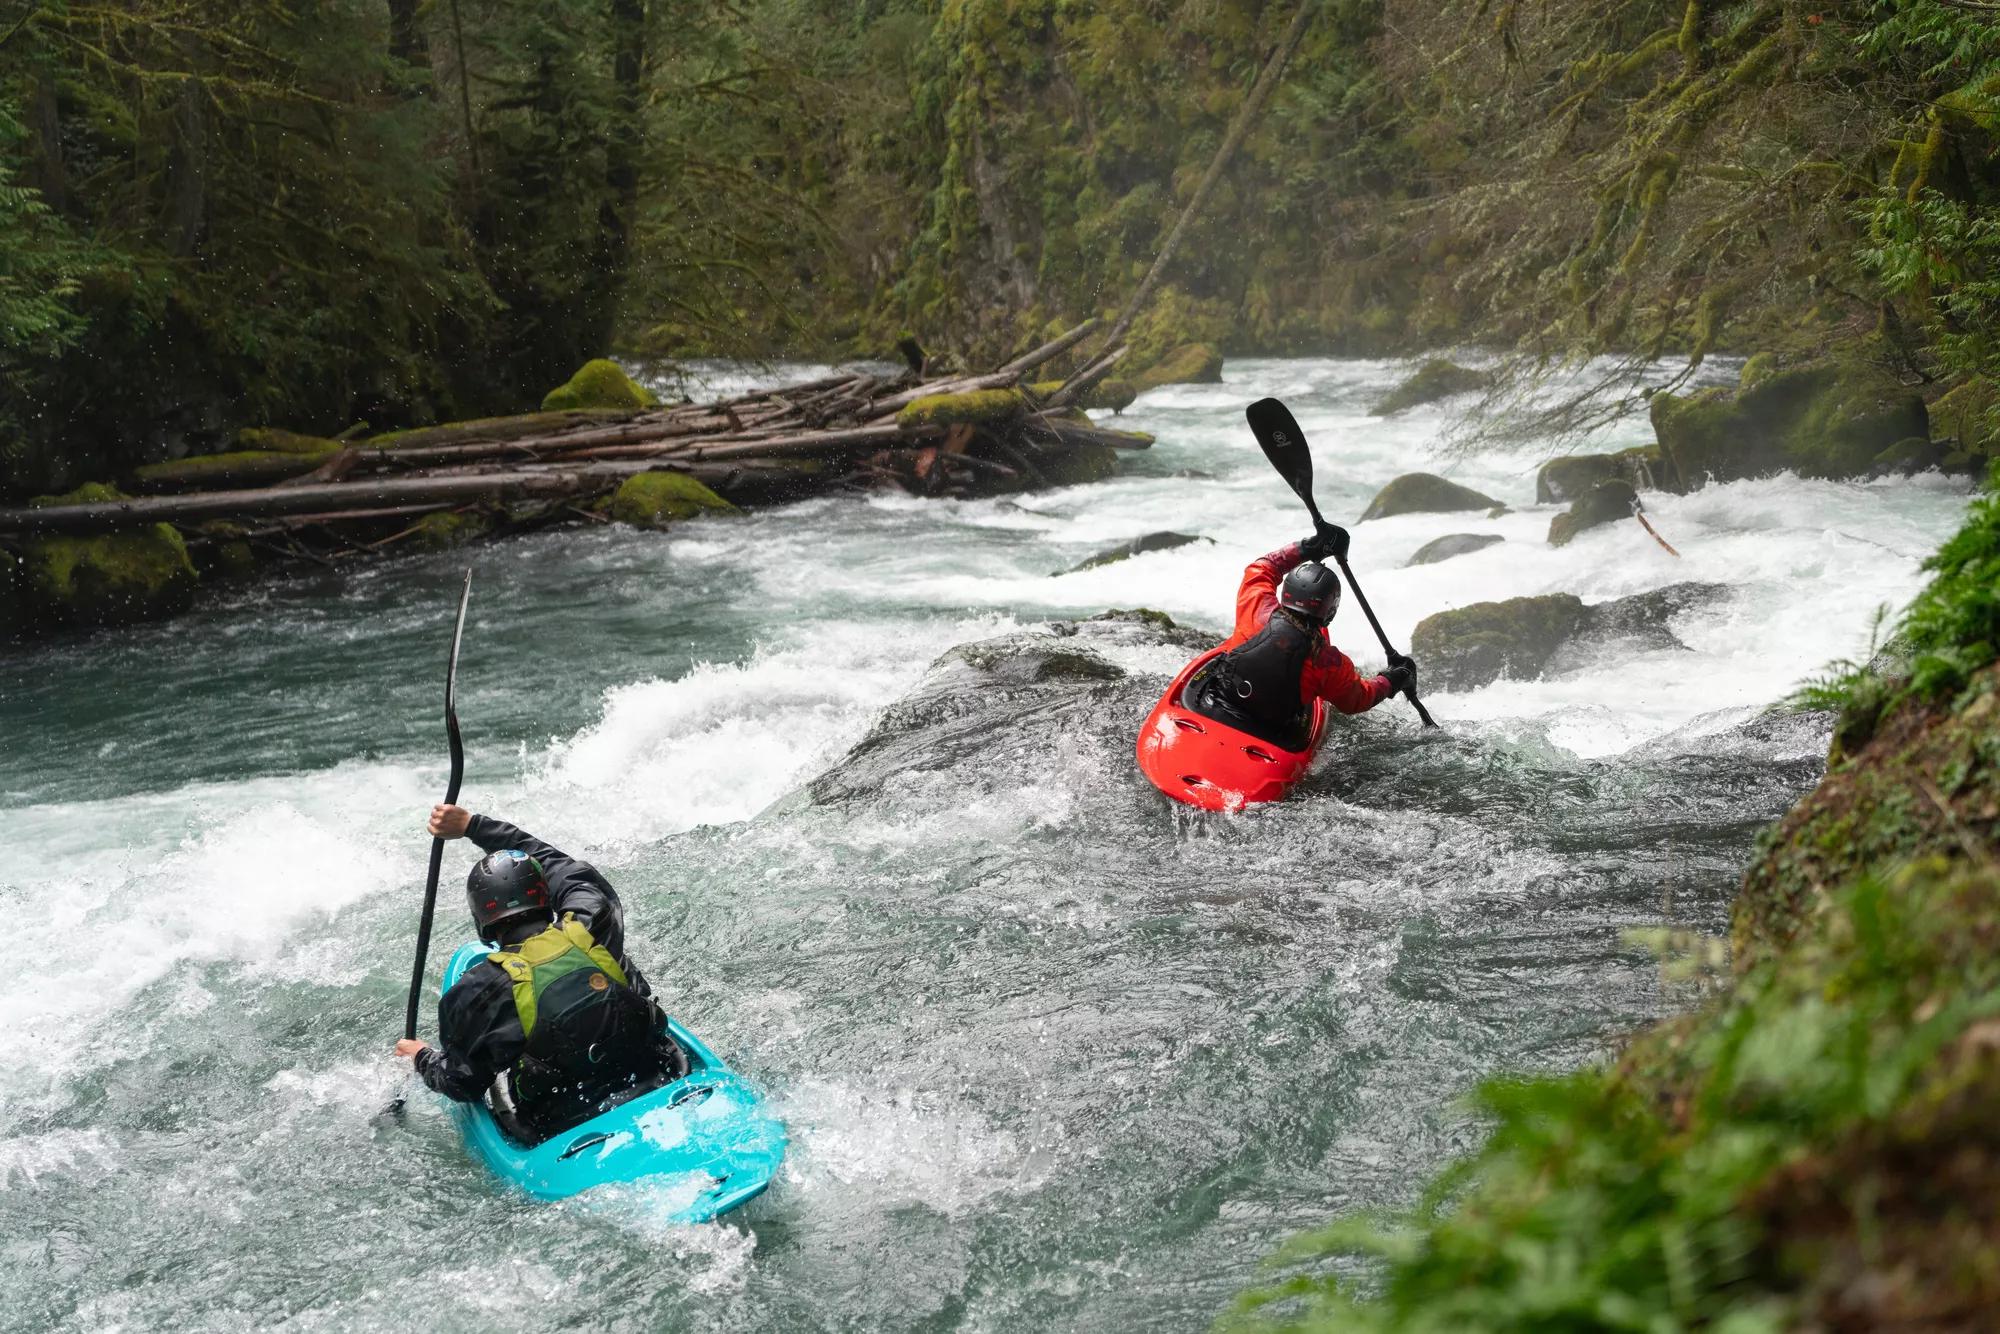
[467, 849, 551, 937]
[1278, 561, 1341, 623]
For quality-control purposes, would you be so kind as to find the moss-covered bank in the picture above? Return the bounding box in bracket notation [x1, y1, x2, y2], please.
[1231, 466, 2000, 1331]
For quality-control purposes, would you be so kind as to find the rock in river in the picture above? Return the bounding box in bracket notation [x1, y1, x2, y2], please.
[1360, 473, 1503, 522]
[1547, 480, 1639, 547]
[1370, 360, 1494, 416]
[1060, 531, 1210, 574]
[1411, 582, 1728, 688]
[1407, 533, 1504, 566]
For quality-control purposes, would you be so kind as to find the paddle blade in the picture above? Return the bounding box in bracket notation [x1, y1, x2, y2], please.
[1246, 397, 1314, 508]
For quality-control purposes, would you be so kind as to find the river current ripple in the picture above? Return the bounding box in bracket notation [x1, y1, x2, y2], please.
[0, 358, 1972, 1331]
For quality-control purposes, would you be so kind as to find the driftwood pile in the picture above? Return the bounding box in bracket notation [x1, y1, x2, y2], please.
[0, 320, 1149, 556]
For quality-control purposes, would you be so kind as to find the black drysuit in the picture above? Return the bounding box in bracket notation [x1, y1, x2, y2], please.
[413, 816, 668, 1137]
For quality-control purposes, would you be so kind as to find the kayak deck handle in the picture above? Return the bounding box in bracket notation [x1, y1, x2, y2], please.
[670, 1083, 716, 1110]
[1173, 717, 1206, 733]
[557, 1132, 615, 1161]
[1179, 775, 1210, 790]
[1242, 746, 1277, 763]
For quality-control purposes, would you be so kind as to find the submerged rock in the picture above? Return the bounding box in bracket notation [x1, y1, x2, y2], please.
[1369, 359, 1494, 416]
[1407, 533, 1504, 566]
[1061, 531, 1210, 573]
[1130, 343, 1223, 392]
[1412, 582, 1727, 688]
[1548, 480, 1639, 547]
[808, 610, 1211, 805]
[6, 483, 198, 633]
[1649, 359, 1928, 490]
[1360, 472, 1503, 521]
[1534, 446, 1661, 503]
[541, 359, 658, 413]
[600, 470, 738, 529]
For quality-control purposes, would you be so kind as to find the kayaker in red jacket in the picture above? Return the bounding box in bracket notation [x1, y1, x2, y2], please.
[1192, 535, 1417, 746]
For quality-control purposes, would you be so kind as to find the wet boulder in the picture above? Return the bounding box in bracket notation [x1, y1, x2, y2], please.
[1648, 358, 1928, 490]
[6, 483, 199, 634]
[598, 470, 738, 529]
[1548, 480, 1638, 547]
[1369, 359, 1494, 416]
[541, 358, 658, 413]
[809, 609, 1211, 805]
[1407, 533, 1504, 567]
[1534, 446, 1661, 503]
[1360, 473, 1503, 521]
[1413, 583, 1728, 688]
[1867, 436, 1947, 479]
[1130, 344, 1223, 393]
[1061, 531, 1210, 574]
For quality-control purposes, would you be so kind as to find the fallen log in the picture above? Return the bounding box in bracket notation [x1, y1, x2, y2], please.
[996, 318, 1101, 377]
[0, 468, 631, 535]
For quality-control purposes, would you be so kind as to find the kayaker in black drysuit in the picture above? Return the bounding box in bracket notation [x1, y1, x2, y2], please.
[393, 805, 685, 1143]
[1191, 532, 1418, 748]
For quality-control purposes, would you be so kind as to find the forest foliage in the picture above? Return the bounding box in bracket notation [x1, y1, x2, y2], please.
[1, 0, 1996, 491]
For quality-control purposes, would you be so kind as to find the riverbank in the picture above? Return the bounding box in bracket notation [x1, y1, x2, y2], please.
[1235, 461, 2000, 1331]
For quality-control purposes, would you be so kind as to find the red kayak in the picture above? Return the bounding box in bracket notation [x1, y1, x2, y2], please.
[1136, 648, 1328, 811]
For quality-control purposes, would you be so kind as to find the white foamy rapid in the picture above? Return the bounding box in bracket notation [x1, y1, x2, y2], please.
[0, 356, 1972, 1331]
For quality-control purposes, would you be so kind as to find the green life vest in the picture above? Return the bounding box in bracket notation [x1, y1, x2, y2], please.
[488, 915, 630, 1042]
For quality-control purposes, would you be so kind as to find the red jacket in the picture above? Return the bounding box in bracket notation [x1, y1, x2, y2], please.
[1220, 543, 1395, 715]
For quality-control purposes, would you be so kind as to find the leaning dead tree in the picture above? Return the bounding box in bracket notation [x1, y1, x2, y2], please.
[0, 320, 1150, 540]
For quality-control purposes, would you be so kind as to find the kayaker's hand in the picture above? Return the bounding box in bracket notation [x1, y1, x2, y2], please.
[1383, 653, 1417, 696]
[394, 1039, 429, 1060]
[428, 804, 472, 839]
[1300, 526, 1349, 564]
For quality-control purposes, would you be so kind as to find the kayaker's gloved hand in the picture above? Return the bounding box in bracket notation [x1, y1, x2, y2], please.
[1383, 652, 1417, 696]
[1300, 526, 1349, 564]
[428, 803, 473, 839]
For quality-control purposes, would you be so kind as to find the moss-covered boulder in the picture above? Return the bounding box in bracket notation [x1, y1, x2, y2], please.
[1869, 436, 1947, 478]
[896, 388, 1026, 429]
[1534, 446, 1661, 503]
[1412, 593, 1589, 688]
[1369, 359, 1494, 416]
[1738, 352, 1780, 390]
[1359, 472, 1503, 521]
[235, 427, 346, 455]
[1037, 441, 1119, 488]
[1407, 533, 1503, 566]
[132, 449, 336, 493]
[600, 471, 738, 529]
[1028, 379, 1138, 413]
[1930, 377, 1998, 474]
[1548, 479, 1639, 547]
[1129, 343, 1223, 393]
[1649, 359, 1929, 490]
[9, 483, 198, 632]
[540, 359, 658, 413]
[1060, 531, 1208, 574]
[409, 509, 497, 551]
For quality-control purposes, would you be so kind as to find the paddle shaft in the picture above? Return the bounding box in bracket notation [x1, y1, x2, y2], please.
[401, 573, 471, 1041]
[1331, 550, 1437, 728]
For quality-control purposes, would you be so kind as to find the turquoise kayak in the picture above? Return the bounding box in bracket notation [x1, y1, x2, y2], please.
[437, 942, 787, 1219]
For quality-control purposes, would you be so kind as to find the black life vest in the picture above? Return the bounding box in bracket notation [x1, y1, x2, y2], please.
[1198, 611, 1318, 747]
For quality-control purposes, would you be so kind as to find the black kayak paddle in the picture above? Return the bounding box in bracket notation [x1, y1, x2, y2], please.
[1244, 398, 1438, 730]
[380, 569, 472, 1120]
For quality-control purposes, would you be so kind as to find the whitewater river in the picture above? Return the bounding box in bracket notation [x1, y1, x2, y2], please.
[0, 359, 1972, 1331]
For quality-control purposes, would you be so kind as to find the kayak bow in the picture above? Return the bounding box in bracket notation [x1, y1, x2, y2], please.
[1136, 647, 1327, 811]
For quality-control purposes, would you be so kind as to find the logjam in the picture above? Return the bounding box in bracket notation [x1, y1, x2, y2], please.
[0, 320, 1151, 544]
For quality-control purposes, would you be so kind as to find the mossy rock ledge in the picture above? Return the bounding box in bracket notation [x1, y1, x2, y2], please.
[1369, 359, 1494, 416]
[6, 483, 198, 634]
[1360, 472, 1503, 521]
[1129, 343, 1223, 393]
[1412, 582, 1723, 688]
[1649, 358, 1928, 491]
[541, 359, 659, 413]
[599, 471, 738, 529]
